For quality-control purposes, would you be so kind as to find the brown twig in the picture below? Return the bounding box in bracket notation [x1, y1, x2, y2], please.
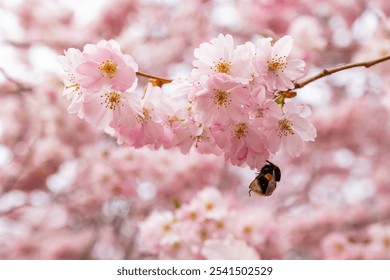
[136, 71, 173, 84]
[136, 54, 390, 89]
[293, 54, 390, 89]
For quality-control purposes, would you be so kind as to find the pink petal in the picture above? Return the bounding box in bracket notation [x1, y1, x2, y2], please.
[76, 61, 100, 77]
[284, 133, 304, 157]
[291, 116, 317, 141]
[268, 130, 282, 153]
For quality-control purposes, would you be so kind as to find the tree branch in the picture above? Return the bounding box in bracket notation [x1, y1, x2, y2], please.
[293, 54, 390, 89]
[137, 54, 390, 90]
[136, 71, 173, 84]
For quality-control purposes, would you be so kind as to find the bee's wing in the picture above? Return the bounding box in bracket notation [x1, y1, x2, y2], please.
[264, 169, 277, 196]
[264, 178, 277, 196]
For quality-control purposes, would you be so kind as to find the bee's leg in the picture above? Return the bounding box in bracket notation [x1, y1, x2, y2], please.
[248, 189, 252, 197]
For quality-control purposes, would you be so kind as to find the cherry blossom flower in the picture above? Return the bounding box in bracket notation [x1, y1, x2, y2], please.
[58, 48, 84, 113]
[155, 95, 198, 152]
[366, 224, 390, 259]
[193, 74, 250, 126]
[158, 223, 198, 259]
[253, 35, 305, 91]
[192, 34, 255, 84]
[190, 127, 223, 155]
[138, 210, 176, 253]
[58, 48, 83, 97]
[115, 83, 168, 148]
[229, 207, 270, 247]
[212, 119, 270, 168]
[75, 40, 138, 92]
[78, 86, 142, 129]
[264, 102, 316, 157]
[246, 86, 274, 122]
[58, 41, 142, 130]
[321, 232, 366, 260]
[190, 187, 228, 220]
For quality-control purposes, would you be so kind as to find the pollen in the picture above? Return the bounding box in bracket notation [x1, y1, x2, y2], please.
[99, 59, 117, 79]
[232, 122, 248, 139]
[189, 211, 198, 220]
[268, 54, 287, 74]
[111, 185, 122, 195]
[65, 74, 82, 95]
[213, 89, 231, 108]
[101, 174, 111, 184]
[215, 220, 224, 229]
[168, 116, 182, 127]
[205, 202, 214, 211]
[278, 118, 294, 137]
[162, 223, 171, 232]
[213, 58, 231, 74]
[384, 237, 390, 248]
[243, 225, 253, 234]
[199, 229, 208, 241]
[172, 242, 181, 250]
[191, 130, 210, 148]
[136, 107, 152, 123]
[335, 243, 345, 252]
[101, 91, 122, 110]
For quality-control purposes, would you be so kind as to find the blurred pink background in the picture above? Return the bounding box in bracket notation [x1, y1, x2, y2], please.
[0, 0, 389, 259]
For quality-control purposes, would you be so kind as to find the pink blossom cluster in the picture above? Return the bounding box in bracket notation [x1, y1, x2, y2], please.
[320, 223, 390, 259]
[138, 187, 284, 259]
[283, 204, 390, 260]
[59, 34, 316, 168]
[58, 40, 139, 130]
[65, 144, 234, 208]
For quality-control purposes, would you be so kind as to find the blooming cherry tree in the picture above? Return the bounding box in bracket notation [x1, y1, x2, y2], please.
[253, 35, 305, 91]
[1, 0, 390, 261]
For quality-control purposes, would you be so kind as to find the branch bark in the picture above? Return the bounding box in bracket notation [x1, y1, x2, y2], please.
[293, 54, 390, 89]
[135, 54, 390, 89]
[136, 71, 173, 84]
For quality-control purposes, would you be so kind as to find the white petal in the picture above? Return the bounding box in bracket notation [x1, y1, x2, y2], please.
[194, 43, 216, 65]
[273, 35, 293, 57]
[215, 34, 234, 61]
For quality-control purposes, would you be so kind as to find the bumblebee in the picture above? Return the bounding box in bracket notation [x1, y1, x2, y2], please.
[249, 160, 281, 197]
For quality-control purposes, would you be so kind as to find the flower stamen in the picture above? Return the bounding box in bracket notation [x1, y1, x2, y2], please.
[278, 118, 294, 137]
[213, 89, 231, 108]
[136, 107, 152, 123]
[168, 116, 181, 127]
[191, 130, 210, 148]
[64, 74, 82, 95]
[268, 54, 287, 74]
[99, 59, 117, 78]
[232, 123, 248, 139]
[213, 58, 231, 74]
[101, 91, 122, 110]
